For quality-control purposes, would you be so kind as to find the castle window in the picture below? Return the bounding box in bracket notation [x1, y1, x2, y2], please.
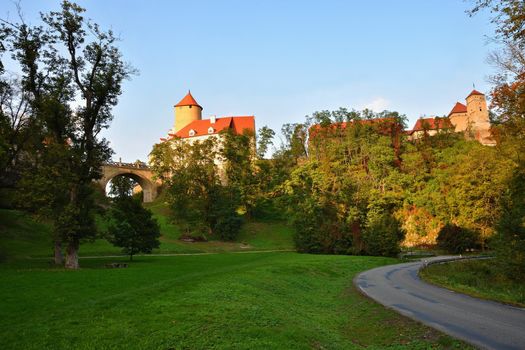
[189, 129, 196, 137]
[208, 127, 215, 134]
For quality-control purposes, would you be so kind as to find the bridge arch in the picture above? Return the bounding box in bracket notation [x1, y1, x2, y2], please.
[98, 163, 160, 203]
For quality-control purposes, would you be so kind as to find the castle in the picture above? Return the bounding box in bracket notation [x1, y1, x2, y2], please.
[160, 91, 255, 143]
[407, 89, 495, 145]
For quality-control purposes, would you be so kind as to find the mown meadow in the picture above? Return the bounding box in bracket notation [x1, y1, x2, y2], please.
[0, 209, 469, 350]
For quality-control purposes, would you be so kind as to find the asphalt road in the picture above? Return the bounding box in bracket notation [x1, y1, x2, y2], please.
[354, 256, 525, 350]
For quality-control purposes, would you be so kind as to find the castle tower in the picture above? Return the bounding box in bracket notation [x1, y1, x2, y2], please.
[465, 90, 490, 129]
[465, 90, 494, 145]
[173, 91, 202, 133]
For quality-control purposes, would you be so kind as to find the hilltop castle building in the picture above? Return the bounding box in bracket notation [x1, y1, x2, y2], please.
[408, 90, 495, 145]
[160, 91, 255, 143]
[157, 92, 256, 181]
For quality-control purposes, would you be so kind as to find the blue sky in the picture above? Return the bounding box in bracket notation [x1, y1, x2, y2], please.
[1, 0, 496, 161]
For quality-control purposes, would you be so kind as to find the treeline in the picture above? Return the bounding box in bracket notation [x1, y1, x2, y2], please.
[148, 102, 523, 281]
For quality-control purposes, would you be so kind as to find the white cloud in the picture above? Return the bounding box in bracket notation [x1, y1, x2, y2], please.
[362, 97, 390, 112]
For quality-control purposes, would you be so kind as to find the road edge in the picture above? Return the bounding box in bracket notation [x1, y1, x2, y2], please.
[352, 256, 493, 350]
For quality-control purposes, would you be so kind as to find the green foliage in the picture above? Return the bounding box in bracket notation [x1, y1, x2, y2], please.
[221, 129, 258, 217]
[0, 206, 295, 260]
[494, 165, 525, 280]
[256, 125, 275, 159]
[406, 140, 513, 246]
[362, 211, 404, 257]
[109, 175, 137, 198]
[107, 197, 160, 260]
[150, 136, 244, 241]
[436, 224, 479, 254]
[213, 214, 244, 241]
[1, 0, 135, 268]
[281, 111, 407, 256]
[471, 1, 525, 279]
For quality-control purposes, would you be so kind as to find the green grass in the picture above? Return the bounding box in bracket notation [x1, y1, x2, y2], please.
[0, 209, 53, 261]
[0, 252, 468, 349]
[420, 259, 525, 307]
[0, 206, 470, 349]
[0, 205, 295, 259]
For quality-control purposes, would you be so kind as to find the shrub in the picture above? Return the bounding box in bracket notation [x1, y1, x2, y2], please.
[293, 214, 325, 253]
[362, 212, 404, 257]
[436, 224, 479, 254]
[292, 205, 352, 254]
[213, 214, 243, 241]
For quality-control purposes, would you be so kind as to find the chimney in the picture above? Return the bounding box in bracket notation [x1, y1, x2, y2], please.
[210, 115, 216, 124]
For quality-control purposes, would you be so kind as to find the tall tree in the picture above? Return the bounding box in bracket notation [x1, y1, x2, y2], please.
[256, 126, 275, 159]
[2, 1, 134, 268]
[471, 0, 525, 277]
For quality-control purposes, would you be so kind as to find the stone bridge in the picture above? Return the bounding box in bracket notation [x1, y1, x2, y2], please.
[97, 161, 160, 203]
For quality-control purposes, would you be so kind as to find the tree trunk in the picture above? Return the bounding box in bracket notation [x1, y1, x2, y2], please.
[54, 240, 63, 265]
[65, 240, 79, 269]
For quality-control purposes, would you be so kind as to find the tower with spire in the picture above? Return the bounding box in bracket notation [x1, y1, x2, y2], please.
[160, 91, 255, 143]
[172, 91, 203, 133]
[447, 89, 493, 144]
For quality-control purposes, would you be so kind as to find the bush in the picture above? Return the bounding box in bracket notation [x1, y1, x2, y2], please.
[362, 212, 404, 257]
[251, 197, 285, 221]
[213, 214, 243, 241]
[436, 224, 479, 254]
[293, 215, 326, 254]
[292, 205, 352, 254]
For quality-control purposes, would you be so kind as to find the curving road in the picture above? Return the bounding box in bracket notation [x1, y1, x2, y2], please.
[354, 256, 525, 350]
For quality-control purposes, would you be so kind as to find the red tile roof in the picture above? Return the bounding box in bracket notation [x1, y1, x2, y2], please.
[448, 102, 467, 116]
[172, 116, 255, 139]
[175, 91, 202, 109]
[410, 117, 452, 132]
[467, 89, 484, 98]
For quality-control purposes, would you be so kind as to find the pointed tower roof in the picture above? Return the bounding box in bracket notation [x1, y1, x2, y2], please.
[467, 89, 484, 98]
[175, 91, 202, 109]
[448, 102, 467, 116]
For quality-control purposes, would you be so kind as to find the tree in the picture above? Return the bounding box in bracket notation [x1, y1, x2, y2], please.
[436, 223, 479, 254]
[470, 1, 525, 159]
[150, 136, 243, 240]
[109, 175, 137, 198]
[0, 78, 38, 189]
[256, 126, 275, 159]
[470, 0, 525, 277]
[221, 129, 257, 217]
[1, 1, 135, 268]
[408, 140, 513, 248]
[362, 210, 404, 257]
[107, 197, 160, 260]
[280, 110, 407, 255]
[469, 1, 525, 47]
[494, 166, 525, 279]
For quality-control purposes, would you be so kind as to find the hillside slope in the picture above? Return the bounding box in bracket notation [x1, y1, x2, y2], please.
[0, 199, 295, 260]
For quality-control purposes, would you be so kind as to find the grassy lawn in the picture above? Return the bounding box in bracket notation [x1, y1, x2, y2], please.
[420, 259, 525, 307]
[0, 207, 295, 259]
[1, 207, 470, 349]
[0, 252, 468, 350]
